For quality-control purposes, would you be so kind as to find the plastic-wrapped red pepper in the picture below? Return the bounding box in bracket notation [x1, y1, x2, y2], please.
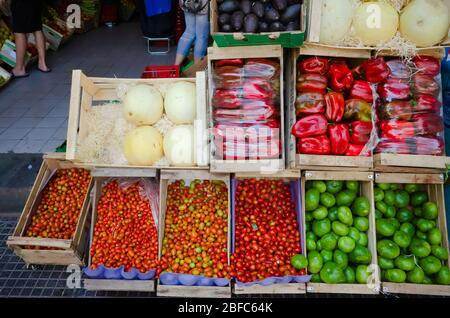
[214, 65, 243, 88]
[412, 74, 440, 97]
[345, 144, 369, 156]
[413, 55, 440, 77]
[386, 59, 411, 79]
[344, 99, 372, 122]
[243, 80, 274, 99]
[414, 95, 442, 114]
[328, 63, 353, 92]
[353, 57, 390, 83]
[350, 121, 372, 145]
[297, 135, 330, 155]
[212, 89, 241, 109]
[296, 74, 328, 94]
[412, 113, 444, 135]
[328, 123, 350, 155]
[325, 92, 345, 122]
[244, 58, 280, 80]
[215, 59, 244, 67]
[382, 100, 413, 120]
[376, 139, 412, 154]
[414, 136, 444, 155]
[298, 57, 329, 75]
[349, 80, 373, 103]
[378, 77, 411, 101]
[213, 103, 276, 121]
[296, 92, 325, 116]
[380, 120, 415, 139]
[291, 114, 328, 138]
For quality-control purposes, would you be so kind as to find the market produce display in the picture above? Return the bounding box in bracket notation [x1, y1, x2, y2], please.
[211, 58, 281, 160]
[232, 179, 307, 284]
[375, 55, 444, 156]
[159, 179, 231, 285]
[0, 24, 14, 48]
[88, 180, 158, 276]
[292, 56, 376, 156]
[25, 168, 91, 241]
[216, 0, 302, 33]
[304, 180, 373, 284]
[317, 0, 450, 49]
[374, 182, 450, 285]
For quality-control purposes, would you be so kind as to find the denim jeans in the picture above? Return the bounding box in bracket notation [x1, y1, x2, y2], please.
[176, 12, 210, 59]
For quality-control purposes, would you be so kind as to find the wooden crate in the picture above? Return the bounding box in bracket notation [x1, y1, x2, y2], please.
[305, 0, 450, 51]
[375, 173, 450, 296]
[302, 171, 380, 294]
[286, 45, 373, 171]
[83, 171, 158, 292]
[373, 154, 446, 173]
[210, 0, 306, 48]
[6, 153, 93, 266]
[231, 171, 308, 295]
[207, 45, 285, 173]
[66, 70, 209, 170]
[156, 170, 232, 298]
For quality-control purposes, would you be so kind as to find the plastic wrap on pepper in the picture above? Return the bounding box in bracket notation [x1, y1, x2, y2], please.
[386, 59, 411, 79]
[378, 77, 411, 101]
[296, 92, 325, 117]
[296, 74, 328, 94]
[412, 113, 444, 136]
[413, 55, 440, 77]
[380, 100, 413, 120]
[244, 58, 280, 80]
[412, 74, 440, 97]
[213, 65, 243, 88]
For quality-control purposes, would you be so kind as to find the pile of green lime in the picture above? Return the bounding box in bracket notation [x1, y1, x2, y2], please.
[374, 183, 450, 285]
[304, 180, 372, 284]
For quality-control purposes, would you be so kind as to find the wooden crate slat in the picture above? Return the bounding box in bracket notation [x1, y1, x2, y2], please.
[233, 283, 306, 295]
[157, 285, 231, 298]
[374, 173, 444, 185]
[382, 282, 450, 296]
[84, 279, 155, 292]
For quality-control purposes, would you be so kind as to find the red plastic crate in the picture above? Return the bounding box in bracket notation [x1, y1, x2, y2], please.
[141, 65, 180, 79]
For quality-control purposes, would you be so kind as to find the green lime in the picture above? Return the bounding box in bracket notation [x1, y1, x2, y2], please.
[344, 267, 356, 283]
[312, 206, 328, 220]
[422, 276, 433, 284]
[390, 184, 400, 191]
[356, 265, 371, 284]
[336, 190, 357, 207]
[320, 192, 336, 208]
[399, 222, 415, 237]
[312, 219, 331, 237]
[407, 266, 425, 284]
[320, 250, 333, 263]
[417, 219, 435, 232]
[427, 228, 442, 245]
[396, 208, 413, 223]
[332, 221, 349, 236]
[436, 267, 450, 285]
[316, 240, 323, 251]
[337, 206, 353, 226]
[374, 187, 384, 202]
[305, 212, 313, 222]
[394, 255, 415, 271]
[376, 219, 396, 237]
[409, 239, 431, 258]
[319, 261, 346, 284]
[348, 227, 361, 242]
[431, 245, 449, 261]
[378, 256, 395, 270]
[405, 184, 420, 193]
[352, 196, 370, 217]
[333, 250, 348, 270]
[305, 189, 320, 212]
[385, 269, 406, 283]
[354, 217, 369, 232]
[393, 230, 412, 248]
[311, 180, 327, 193]
[319, 233, 338, 251]
[419, 256, 442, 275]
[376, 201, 388, 214]
[395, 190, 410, 208]
[375, 210, 383, 220]
[385, 205, 396, 218]
[306, 231, 316, 241]
[311, 273, 321, 283]
[416, 230, 427, 240]
[411, 191, 428, 207]
[307, 251, 323, 274]
[328, 206, 339, 221]
[377, 183, 391, 190]
[306, 238, 317, 251]
[291, 254, 308, 270]
[345, 181, 359, 192]
[326, 181, 344, 194]
[387, 218, 400, 230]
[422, 202, 438, 220]
[384, 190, 396, 206]
[349, 244, 372, 265]
[414, 207, 423, 217]
[357, 232, 368, 246]
[338, 236, 356, 253]
[377, 239, 400, 259]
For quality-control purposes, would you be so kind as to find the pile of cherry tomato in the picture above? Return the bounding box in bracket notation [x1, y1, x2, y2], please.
[232, 179, 305, 283]
[26, 168, 91, 241]
[160, 179, 231, 279]
[89, 181, 158, 273]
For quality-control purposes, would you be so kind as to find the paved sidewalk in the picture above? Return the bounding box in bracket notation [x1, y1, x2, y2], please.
[0, 22, 174, 154]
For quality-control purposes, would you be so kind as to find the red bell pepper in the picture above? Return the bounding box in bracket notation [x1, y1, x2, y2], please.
[244, 59, 280, 80]
[380, 120, 416, 139]
[377, 77, 411, 101]
[414, 136, 444, 155]
[353, 57, 390, 83]
[376, 139, 412, 155]
[243, 80, 274, 99]
[412, 74, 440, 97]
[296, 74, 328, 94]
[381, 100, 413, 120]
[414, 95, 442, 114]
[349, 80, 373, 103]
[386, 59, 411, 79]
[344, 99, 372, 122]
[297, 135, 331, 155]
[212, 89, 241, 109]
[298, 57, 329, 75]
[214, 65, 243, 88]
[345, 144, 368, 156]
[291, 114, 328, 138]
[350, 121, 372, 145]
[413, 55, 440, 77]
[296, 92, 325, 116]
[412, 113, 444, 135]
[213, 103, 276, 121]
[325, 92, 345, 122]
[328, 63, 353, 92]
[215, 59, 244, 67]
[328, 123, 350, 155]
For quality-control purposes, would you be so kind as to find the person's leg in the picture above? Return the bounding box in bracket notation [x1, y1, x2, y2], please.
[34, 31, 50, 71]
[12, 33, 28, 76]
[175, 12, 196, 65]
[193, 13, 210, 63]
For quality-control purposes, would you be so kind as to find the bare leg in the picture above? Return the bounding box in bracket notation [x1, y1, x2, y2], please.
[12, 33, 28, 76]
[175, 54, 186, 66]
[34, 31, 50, 71]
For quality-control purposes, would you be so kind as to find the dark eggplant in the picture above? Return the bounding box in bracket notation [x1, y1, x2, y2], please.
[244, 13, 259, 33]
[219, 0, 240, 13]
[259, 21, 269, 32]
[240, 0, 252, 14]
[265, 8, 280, 22]
[231, 11, 245, 31]
[285, 20, 299, 31]
[272, 0, 287, 11]
[269, 21, 286, 31]
[260, 0, 271, 3]
[218, 13, 231, 26]
[221, 24, 232, 32]
[280, 4, 301, 23]
[251, 1, 265, 18]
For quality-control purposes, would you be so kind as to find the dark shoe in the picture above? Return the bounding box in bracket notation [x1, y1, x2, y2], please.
[11, 72, 30, 78]
[38, 67, 52, 73]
